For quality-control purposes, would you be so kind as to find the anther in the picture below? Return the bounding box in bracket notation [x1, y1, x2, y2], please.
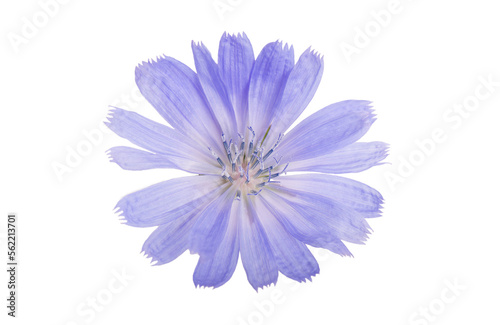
[222, 133, 232, 163]
[247, 127, 255, 156]
[254, 169, 264, 178]
[248, 189, 262, 196]
[245, 165, 250, 184]
[208, 147, 225, 168]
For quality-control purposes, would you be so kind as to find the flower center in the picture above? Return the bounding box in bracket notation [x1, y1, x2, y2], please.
[208, 126, 288, 200]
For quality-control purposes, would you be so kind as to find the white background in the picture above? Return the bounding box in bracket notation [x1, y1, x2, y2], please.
[1, 0, 499, 324]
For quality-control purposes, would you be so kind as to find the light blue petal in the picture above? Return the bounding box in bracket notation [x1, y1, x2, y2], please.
[115, 176, 226, 227]
[142, 213, 197, 265]
[265, 48, 323, 146]
[263, 186, 371, 244]
[239, 197, 278, 291]
[192, 41, 237, 138]
[323, 238, 353, 257]
[189, 187, 236, 256]
[107, 146, 175, 171]
[259, 189, 352, 256]
[218, 32, 254, 133]
[135, 56, 224, 153]
[275, 100, 375, 162]
[193, 204, 239, 288]
[105, 108, 215, 165]
[107, 146, 218, 174]
[288, 141, 389, 174]
[248, 41, 294, 140]
[278, 174, 384, 218]
[254, 198, 319, 282]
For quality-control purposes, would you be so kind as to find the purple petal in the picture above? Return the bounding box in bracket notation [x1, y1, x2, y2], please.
[142, 213, 197, 265]
[254, 198, 319, 282]
[107, 146, 176, 171]
[105, 108, 219, 174]
[115, 176, 226, 227]
[193, 204, 239, 288]
[218, 32, 254, 133]
[192, 41, 237, 138]
[239, 198, 278, 291]
[189, 187, 236, 257]
[265, 48, 323, 146]
[259, 189, 353, 256]
[278, 174, 384, 218]
[263, 186, 371, 244]
[105, 108, 215, 166]
[248, 41, 294, 140]
[276, 100, 375, 162]
[135, 56, 224, 152]
[107, 146, 218, 174]
[288, 141, 389, 174]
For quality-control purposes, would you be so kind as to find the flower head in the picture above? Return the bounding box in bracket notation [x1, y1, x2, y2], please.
[106, 32, 388, 290]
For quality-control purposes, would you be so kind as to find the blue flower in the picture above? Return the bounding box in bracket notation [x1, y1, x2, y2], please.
[106, 33, 388, 290]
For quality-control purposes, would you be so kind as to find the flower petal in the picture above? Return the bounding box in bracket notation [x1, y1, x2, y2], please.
[107, 146, 218, 174]
[248, 41, 294, 140]
[275, 100, 375, 162]
[135, 56, 224, 152]
[107, 146, 175, 171]
[259, 189, 352, 256]
[192, 41, 237, 138]
[218, 32, 254, 133]
[189, 187, 236, 257]
[263, 185, 371, 245]
[105, 108, 215, 166]
[115, 176, 226, 227]
[265, 48, 323, 146]
[142, 213, 197, 265]
[193, 203, 239, 288]
[278, 174, 384, 218]
[254, 198, 319, 282]
[287, 141, 389, 174]
[239, 197, 278, 290]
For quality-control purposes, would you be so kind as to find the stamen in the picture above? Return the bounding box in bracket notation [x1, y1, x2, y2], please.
[250, 147, 264, 170]
[222, 133, 232, 163]
[232, 143, 242, 172]
[259, 149, 265, 170]
[245, 164, 250, 184]
[221, 166, 233, 183]
[247, 127, 255, 156]
[208, 147, 225, 168]
[267, 166, 273, 182]
[261, 134, 283, 163]
[248, 189, 262, 196]
[238, 133, 244, 164]
[235, 190, 241, 201]
[254, 169, 264, 178]
[262, 149, 274, 162]
[249, 149, 258, 166]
